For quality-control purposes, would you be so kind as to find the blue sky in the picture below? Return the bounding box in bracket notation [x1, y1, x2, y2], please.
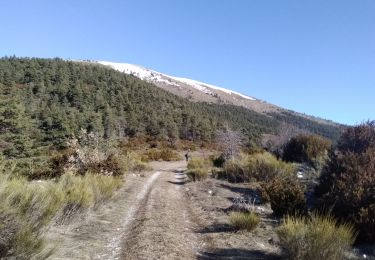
[0, 0, 374, 125]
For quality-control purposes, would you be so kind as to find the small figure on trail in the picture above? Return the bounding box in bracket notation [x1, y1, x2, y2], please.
[185, 151, 189, 162]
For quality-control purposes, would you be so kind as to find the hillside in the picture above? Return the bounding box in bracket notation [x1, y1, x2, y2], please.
[0, 57, 342, 158]
[96, 61, 339, 127]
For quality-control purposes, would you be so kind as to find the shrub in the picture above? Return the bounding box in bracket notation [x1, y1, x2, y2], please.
[142, 148, 180, 162]
[262, 176, 306, 217]
[229, 211, 260, 231]
[186, 168, 208, 181]
[48, 130, 126, 177]
[0, 169, 122, 257]
[187, 157, 210, 170]
[0, 175, 61, 258]
[242, 152, 296, 181]
[221, 152, 295, 183]
[282, 134, 331, 168]
[186, 157, 210, 181]
[212, 153, 226, 167]
[277, 213, 356, 260]
[159, 148, 181, 161]
[315, 121, 375, 243]
[120, 150, 150, 173]
[222, 159, 245, 182]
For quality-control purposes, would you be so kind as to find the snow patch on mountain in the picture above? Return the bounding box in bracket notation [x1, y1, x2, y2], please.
[97, 61, 255, 101]
[98, 61, 180, 87]
[170, 76, 255, 100]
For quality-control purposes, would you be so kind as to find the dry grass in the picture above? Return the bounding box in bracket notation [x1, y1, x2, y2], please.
[0, 172, 122, 258]
[186, 157, 211, 181]
[186, 168, 208, 181]
[229, 211, 260, 231]
[142, 148, 181, 162]
[222, 152, 296, 182]
[277, 213, 357, 260]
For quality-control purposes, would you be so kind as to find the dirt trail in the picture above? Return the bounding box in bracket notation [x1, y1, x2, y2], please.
[47, 160, 202, 260]
[121, 161, 202, 259]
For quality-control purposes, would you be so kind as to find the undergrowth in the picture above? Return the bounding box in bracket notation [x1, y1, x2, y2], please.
[229, 211, 260, 231]
[277, 213, 356, 260]
[220, 152, 295, 182]
[186, 157, 211, 181]
[0, 172, 122, 258]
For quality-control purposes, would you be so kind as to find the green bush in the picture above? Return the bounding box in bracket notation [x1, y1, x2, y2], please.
[229, 211, 260, 231]
[262, 176, 306, 217]
[277, 213, 356, 260]
[315, 121, 375, 243]
[282, 134, 331, 168]
[221, 152, 295, 183]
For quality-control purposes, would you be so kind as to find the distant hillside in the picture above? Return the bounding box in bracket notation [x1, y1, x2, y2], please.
[96, 61, 339, 128]
[0, 57, 343, 158]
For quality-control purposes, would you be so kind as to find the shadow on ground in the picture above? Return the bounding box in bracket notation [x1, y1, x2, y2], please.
[197, 248, 281, 260]
[168, 180, 186, 185]
[196, 223, 236, 234]
[219, 183, 262, 205]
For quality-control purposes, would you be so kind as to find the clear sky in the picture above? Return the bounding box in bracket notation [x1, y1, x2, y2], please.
[0, 0, 374, 125]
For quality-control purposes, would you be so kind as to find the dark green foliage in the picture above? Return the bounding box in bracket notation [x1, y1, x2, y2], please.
[0, 57, 342, 160]
[262, 176, 306, 217]
[269, 111, 344, 142]
[212, 153, 226, 167]
[282, 134, 332, 168]
[315, 121, 375, 243]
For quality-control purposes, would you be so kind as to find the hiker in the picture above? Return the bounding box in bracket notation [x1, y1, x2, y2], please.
[185, 151, 189, 162]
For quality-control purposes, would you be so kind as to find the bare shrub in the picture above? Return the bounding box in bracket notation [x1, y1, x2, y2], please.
[216, 128, 243, 159]
[262, 123, 307, 158]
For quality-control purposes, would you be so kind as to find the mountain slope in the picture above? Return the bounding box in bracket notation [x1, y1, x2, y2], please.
[96, 61, 282, 114]
[95, 61, 337, 129]
[0, 57, 342, 158]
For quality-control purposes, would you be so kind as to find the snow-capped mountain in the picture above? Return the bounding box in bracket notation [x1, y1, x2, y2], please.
[83, 60, 338, 126]
[98, 61, 255, 100]
[96, 61, 283, 114]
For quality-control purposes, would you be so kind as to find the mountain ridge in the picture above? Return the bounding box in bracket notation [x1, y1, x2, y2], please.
[94, 60, 338, 127]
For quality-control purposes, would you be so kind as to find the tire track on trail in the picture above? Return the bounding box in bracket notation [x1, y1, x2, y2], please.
[46, 170, 162, 260]
[121, 165, 202, 260]
[47, 161, 203, 260]
[98, 171, 161, 260]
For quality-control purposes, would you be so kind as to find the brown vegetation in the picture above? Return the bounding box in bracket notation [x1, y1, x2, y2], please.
[315, 121, 375, 243]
